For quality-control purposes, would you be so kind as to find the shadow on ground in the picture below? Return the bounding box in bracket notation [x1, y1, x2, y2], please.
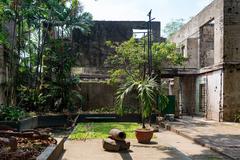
[194, 134, 240, 159]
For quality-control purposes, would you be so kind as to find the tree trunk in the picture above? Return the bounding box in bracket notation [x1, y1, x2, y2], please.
[142, 117, 146, 129]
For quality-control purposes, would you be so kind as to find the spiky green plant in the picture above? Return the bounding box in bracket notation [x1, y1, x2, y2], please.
[115, 76, 160, 128]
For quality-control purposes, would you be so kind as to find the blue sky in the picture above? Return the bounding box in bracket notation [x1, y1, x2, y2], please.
[81, 0, 214, 36]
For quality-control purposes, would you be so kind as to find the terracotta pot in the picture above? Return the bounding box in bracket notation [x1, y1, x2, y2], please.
[135, 128, 154, 144]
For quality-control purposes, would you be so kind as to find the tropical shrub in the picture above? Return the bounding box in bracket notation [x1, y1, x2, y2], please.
[116, 77, 160, 128]
[0, 0, 92, 112]
[234, 112, 240, 123]
[0, 104, 28, 121]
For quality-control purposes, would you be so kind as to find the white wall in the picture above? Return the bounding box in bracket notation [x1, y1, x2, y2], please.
[195, 70, 223, 121]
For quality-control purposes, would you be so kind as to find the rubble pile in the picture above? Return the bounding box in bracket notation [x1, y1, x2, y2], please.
[0, 127, 57, 160]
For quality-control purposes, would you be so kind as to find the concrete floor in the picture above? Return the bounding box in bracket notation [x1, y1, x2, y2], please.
[61, 128, 228, 160]
[163, 116, 240, 159]
[156, 129, 229, 160]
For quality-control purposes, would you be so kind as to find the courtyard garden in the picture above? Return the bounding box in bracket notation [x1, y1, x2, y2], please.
[1, 0, 239, 160]
[0, 0, 185, 125]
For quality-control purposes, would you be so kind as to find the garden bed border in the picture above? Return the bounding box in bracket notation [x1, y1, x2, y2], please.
[0, 113, 157, 131]
[37, 137, 65, 160]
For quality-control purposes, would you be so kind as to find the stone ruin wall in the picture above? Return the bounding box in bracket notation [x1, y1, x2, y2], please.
[72, 21, 161, 69]
[169, 0, 224, 120]
[72, 21, 161, 110]
[200, 25, 214, 68]
[223, 0, 240, 121]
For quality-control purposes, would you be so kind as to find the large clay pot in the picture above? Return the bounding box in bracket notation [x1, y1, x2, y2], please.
[135, 129, 154, 144]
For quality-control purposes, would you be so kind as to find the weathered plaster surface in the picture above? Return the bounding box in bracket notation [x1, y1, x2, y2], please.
[169, 0, 240, 121]
[223, 0, 240, 121]
[73, 21, 161, 68]
[223, 65, 240, 121]
[170, 0, 224, 67]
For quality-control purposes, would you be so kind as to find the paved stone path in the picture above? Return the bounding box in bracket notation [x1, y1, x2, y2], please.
[156, 129, 229, 160]
[61, 128, 228, 160]
[161, 116, 240, 160]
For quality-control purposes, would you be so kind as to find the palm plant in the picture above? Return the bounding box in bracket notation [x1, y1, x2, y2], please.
[1, 0, 92, 112]
[115, 76, 160, 129]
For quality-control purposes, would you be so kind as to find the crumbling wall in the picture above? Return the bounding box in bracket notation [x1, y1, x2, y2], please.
[200, 24, 214, 68]
[71, 21, 161, 110]
[173, 76, 197, 116]
[186, 38, 199, 68]
[224, 0, 240, 62]
[78, 82, 139, 111]
[169, 0, 227, 121]
[173, 77, 180, 117]
[223, 0, 240, 121]
[162, 36, 199, 69]
[181, 76, 196, 115]
[223, 65, 240, 121]
[169, 0, 240, 122]
[73, 21, 161, 68]
[170, 0, 224, 66]
[79, 82, 116, 110]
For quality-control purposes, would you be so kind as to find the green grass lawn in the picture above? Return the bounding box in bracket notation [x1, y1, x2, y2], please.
[69, 122, 141, 140]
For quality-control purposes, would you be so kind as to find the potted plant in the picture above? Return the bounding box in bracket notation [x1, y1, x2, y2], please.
[115, 76, 160, 143]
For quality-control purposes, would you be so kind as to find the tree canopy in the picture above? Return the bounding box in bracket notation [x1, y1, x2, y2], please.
[0, 0, 93, 112]
[163, 19, 185, 37]
[105, 37, 186, 84]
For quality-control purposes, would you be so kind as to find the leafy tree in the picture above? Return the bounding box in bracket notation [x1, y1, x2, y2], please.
[163, 19, 185, 37]
[105, 37, 186, 84]
[0, 0, 93, 112]
[0, 2, 7, 45]
[105, 37, 186, 128]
